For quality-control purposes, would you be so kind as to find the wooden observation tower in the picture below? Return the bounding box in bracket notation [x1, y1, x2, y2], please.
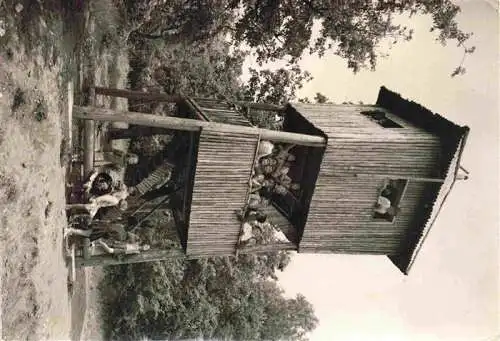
[69, 86, 469, 275]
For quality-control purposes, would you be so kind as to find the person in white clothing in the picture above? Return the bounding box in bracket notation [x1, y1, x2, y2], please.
[97, 239, 150, 255]
[67, 183, 130, 219]
[374, 195, 392, 214]
[257, 140, 275, 159]
[237, 210, 268, 246]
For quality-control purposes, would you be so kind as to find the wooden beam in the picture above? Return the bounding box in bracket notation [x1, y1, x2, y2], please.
[82, 238, 91, 260]
[356, 173, 446, 183]
[191, 97, 285, 112]
[185, 98, 209, 121]
[233, 100, 285, 112]
[172, 207, 187, 251]
[94, 87, 183, 103]
[64, 81, 73, 161]
[130, 196, 171, 232]
[75, 248, 186, 267]
[70, 244, 76, 283]
[95, 87, 285, 112]
[183, 132, 196, 219]
[95, 87, 207, 122]
[107, 126, 174, 140]
[239, 243, 297, 253]
[76, 242, 297, 267]
[73, 106, 327, 147]
[83, 88, 96, 179]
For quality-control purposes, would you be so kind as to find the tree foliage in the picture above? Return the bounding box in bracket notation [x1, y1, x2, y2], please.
[313, 92, 329, 104]
[240, 66, 312, 105]
[101, 252, 317, 341]
[128, 37, 246, 98]
[230, 0, 474, 73]
[121, 0, 232, 43]
[299, 92, 331, 104]
[124, 0, 473, 75]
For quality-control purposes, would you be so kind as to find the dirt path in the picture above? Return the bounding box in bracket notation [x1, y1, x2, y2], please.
[0, 11, 72, 341]
[0, 1, 117, 340]
[1, 1, 131, 339]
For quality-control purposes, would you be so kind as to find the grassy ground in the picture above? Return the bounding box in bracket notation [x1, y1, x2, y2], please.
[0, 0, 129, 340]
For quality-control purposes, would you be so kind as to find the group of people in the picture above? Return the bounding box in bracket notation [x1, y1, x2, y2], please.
[247, 140, 300, 210]
[65, 150, 151, 257]
[236, 209, 290, 247]
[236, 140, 298, 247]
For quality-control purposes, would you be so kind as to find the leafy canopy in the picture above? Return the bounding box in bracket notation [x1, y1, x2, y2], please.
[231, 0, 473, 74]
[101, 253, 318, 341]
[128, 0, 474, 76]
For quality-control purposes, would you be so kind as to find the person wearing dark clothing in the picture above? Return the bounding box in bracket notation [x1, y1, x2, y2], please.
[64, 220, 139, 242]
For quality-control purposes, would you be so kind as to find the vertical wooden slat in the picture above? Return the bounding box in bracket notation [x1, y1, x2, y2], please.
[186, 129, 258, 256]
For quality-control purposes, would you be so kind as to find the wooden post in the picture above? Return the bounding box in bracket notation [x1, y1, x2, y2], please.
[82, 237, 91, 260]
[192, 97, 285, 112]
[94, 87, 183, 103]
[182, 131, 196, 219]
[83, 88, 96, 178]
[107, 126, 174, 140]
[73, 106, 327, 147]
[70, 244, 76, 283]
[130, 196, 171, 232]
[95, 87, 211, 121]
[356, 173, 446, 183]
[75, 248, 186, 267]
[240, 242, 297, 253]
[233, 100, 285, 112]
[76, 242, 297, 267]
[93, 87, 284, 112]
[64, 81, 74, 163]
[185, 98, 209, 121]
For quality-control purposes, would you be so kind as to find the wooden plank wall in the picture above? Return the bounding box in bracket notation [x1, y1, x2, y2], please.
[289, 104, 442, 178]
[292, 103, 441, 139]
[300, 176, 430, 254]
[186, 128, 258, 256]
[289, 103, 442, 254]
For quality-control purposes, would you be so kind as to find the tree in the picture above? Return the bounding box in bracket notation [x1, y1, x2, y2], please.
[314, 92, 329, 104]
[235, 65, 313, 129]
[100, 251, 316, 341]
[230, 0, 474, 74]
[126, 0, 474, 76]
[240, 65, 313, 105]
[252, 281, 317, 341]
[124, 0, 233, 43]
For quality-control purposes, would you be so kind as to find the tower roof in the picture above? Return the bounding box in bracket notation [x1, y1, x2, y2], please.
[377, 87, 470, 274]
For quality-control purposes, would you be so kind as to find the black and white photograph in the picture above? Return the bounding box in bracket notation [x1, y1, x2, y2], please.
[0, 0, 498, 340]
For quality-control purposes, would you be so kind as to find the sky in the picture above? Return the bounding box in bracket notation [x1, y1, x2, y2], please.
[242, 1, 499, 341]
